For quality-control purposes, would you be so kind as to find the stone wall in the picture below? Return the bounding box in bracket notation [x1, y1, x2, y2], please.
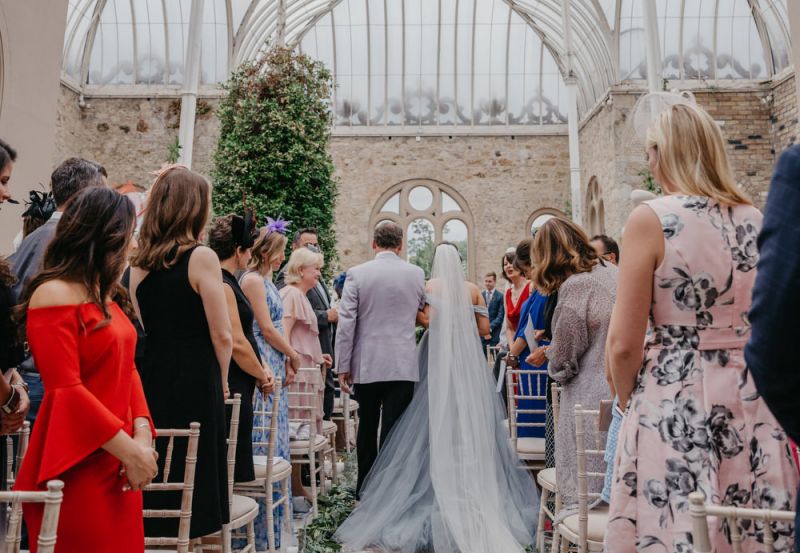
[53, 85, 221, 186]
[578, 79, 794, 240]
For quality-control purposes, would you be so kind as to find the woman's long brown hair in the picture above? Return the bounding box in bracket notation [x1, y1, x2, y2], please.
[132, 166, 210, 271]
[530, 217, 599, 295]
[19, 187, 136, 329]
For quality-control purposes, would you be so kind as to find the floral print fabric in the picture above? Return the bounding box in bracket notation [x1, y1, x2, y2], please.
[606, 195, 798, 552]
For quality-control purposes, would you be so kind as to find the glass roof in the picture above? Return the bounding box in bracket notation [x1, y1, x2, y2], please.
[62, 0, 793, 124]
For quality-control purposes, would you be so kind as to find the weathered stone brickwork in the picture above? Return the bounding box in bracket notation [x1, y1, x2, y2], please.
[771, 72, 798, 155]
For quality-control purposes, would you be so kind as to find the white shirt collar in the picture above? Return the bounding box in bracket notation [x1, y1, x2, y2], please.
[375, 251, 399, 259]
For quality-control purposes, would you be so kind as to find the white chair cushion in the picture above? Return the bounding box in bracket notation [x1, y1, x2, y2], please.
[290, 434, 328, 453]
[322, 420, 337, 435]
[231, 494, 259, 520]
[252, 458, 292, 480]
[537, 467, 557, 491]
[333, 397, 360, 413]
[560, 505, 609, 543]
[515, 437, 545, 455]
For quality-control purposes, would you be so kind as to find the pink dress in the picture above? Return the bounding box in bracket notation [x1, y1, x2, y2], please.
[606, 195, 798, 552]
[280, 285, 325, 434]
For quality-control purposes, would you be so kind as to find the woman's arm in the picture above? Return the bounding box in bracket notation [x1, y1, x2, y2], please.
[223, 284, 268, 380]
[188, 247, 233, 391]
[545, 297, 589, 383]
[241, 273, 300, 370]
[608, 205, 661, 408]
[0, 370, 30, 434]
[472, 286, 491, 337]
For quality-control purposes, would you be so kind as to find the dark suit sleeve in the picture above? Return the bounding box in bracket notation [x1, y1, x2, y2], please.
[274, 266, 286, 290]
[490, 292, 505, 334]
[308, 288, 331, 330]
[745, 145, 800, 444]
[9, 235, 46, 298]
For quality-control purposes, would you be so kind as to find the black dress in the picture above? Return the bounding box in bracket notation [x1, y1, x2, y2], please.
[137, 246, 229, 538]
[221, 269, 257, 483]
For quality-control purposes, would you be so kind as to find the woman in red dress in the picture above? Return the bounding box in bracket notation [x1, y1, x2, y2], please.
[15, 187, 158, 553]
[502, 250, 530, 345]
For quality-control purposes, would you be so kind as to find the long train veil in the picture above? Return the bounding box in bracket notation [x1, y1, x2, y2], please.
[335, 244, 538, 553]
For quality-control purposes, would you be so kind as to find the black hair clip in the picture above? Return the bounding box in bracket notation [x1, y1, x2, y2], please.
[21, 189, 56, 221]
[232, 208, 258, 249]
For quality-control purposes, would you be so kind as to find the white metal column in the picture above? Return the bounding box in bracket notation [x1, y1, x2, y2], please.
[789, 1, 800, 108]
[642, 0, 662, 92]
[561, 0, 582, 223]
[178, 0, 205, 167]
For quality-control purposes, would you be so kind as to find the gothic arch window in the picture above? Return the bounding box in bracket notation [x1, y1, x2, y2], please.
[370, 179, 474, 280]
[584, 177, 605, 237]
[526, 207, 567, 236]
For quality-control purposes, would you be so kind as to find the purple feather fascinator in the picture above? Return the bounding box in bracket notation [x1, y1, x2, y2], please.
[265, 216, 291, 236]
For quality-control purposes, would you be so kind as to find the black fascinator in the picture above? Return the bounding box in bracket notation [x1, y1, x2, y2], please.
[231, 208, 258, 249]
[22, 189, 56, 221]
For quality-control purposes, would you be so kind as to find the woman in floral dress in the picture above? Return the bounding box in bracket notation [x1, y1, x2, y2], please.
[606, 96, 798, 552]
[241, 222, 300, 550]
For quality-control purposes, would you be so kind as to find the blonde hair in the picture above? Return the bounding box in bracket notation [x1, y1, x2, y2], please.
[133, 166, 211, 270]
[647, 103, 750, 205]
[530, 217, 598, 295]
[250, 229, 288, 273]
[284, 248, 323, 285]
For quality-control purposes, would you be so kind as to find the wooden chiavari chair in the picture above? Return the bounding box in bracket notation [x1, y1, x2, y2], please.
[1, 480, 64, 553]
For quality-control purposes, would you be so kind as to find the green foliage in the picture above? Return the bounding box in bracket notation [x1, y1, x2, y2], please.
[298, 485, 356, 552]
[212, 46, 338, 271]
[166, 137, 182, 164]
[639, 168, 663, 195]
[407, 219, 435, 278]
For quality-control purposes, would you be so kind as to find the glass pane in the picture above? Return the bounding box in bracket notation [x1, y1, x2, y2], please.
[442, 192, 462, 212]
[530, 214, 555, 234]
[442, 219, 468, 272]
[380, 193, 400, 214]
[407, 219, 435, 278]
[408, 186, 433, 211]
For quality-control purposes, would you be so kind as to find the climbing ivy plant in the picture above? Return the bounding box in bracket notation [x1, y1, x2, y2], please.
[212, 46, 338, 269]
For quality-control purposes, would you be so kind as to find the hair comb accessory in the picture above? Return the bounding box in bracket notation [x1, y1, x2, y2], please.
[21, 188, 56, 221]
[632, 90, 697, 139]
[265, 216, 291, 236]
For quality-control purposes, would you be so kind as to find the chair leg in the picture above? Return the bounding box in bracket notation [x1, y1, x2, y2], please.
[309, 454, 319, 517]
[330, 434, 338, 482]
[267, 481, 276, 553]
[550, 492, 563, 553]
[247, 520, 255, 553]
[537, 488, 550, 552]
[560, 534, 570, 553]
[221, 523, 232, 553]
[281, 477, 291, 549]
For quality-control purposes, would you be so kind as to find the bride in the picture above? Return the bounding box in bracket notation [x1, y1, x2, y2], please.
[335, 242, 539, 553]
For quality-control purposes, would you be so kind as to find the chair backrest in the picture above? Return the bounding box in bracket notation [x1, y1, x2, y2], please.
[144, 422, 201, 553]
[224, 394, 242, 509]
[505, 368, 548, 443]
[252, 378, 283, 483]
[574, 404, 606, 553]
[1, 479, 64, 553]
[486, 346, 498, 367]
[689, 491, 796, 553]
[4, 422, 30, 491]
[287, 366, 323, 450]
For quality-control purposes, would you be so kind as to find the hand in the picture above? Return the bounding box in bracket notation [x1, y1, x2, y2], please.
[483, 334, 491, 340]
[505, 354, 520, 369]
[338, 372, 353, 395]
[287, 352, 300, 373]
[322, 353, 333, 368]
[0, 387, 29, 434]
[534, 329, 546, 341]
[259, 365, 275, 395]
[526, 346, 549, 368]
[284, 361, 296, 386]
[121, 442, 158, 492]
[223, 382, 230, 400]
[327, 308, 339, 323]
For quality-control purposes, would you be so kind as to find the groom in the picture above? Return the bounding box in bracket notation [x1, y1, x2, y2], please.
[335, 222, 426, 497]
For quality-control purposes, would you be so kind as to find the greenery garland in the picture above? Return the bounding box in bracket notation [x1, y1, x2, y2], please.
[212, 46, 339, 273]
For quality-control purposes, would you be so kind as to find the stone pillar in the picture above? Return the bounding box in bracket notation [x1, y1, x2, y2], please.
[0, 0, 70, 254]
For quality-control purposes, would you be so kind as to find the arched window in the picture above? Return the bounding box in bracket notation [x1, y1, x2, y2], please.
[526, 207, 566, 236]
[584, 177, 605, 237]
[370, 179, 474, 280]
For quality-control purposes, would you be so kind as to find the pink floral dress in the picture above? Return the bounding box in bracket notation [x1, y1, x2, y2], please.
[606, 195, 798, 552]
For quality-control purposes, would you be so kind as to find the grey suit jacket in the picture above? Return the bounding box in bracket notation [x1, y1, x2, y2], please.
[8, 219, 59, 297]
[335, 252, 425, 384]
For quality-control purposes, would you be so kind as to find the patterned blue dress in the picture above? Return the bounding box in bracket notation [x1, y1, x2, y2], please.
[250, 275, 291, 550]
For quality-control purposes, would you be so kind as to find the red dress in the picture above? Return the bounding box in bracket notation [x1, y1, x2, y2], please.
[15, 303, 154, 553]
[504, 283, 531, 332]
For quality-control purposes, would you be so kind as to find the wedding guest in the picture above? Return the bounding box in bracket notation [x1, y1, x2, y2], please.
[240, 220, 299, 549]
[481, 272, 504, 352]
[208, 213, 274, 484]
[502, 251, 530, 347]
[530, 217, 617, 506]
[15, 186, 158, 553]
[278, 228, 337, 420]
[589, 234, 619, 265]
[0, 139, 31, 448]
[281, 247, 331, 507]
[129, 166, 231, 539]
[606, 100, 797, 552]
[10, 157, 106, 430]
[747, 144, 800, 546]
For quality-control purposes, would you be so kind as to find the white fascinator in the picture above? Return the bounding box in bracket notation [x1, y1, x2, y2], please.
[631, 90, 698, 139]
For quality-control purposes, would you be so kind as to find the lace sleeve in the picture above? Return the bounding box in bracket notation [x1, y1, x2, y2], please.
[545, 304, 589, 383]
